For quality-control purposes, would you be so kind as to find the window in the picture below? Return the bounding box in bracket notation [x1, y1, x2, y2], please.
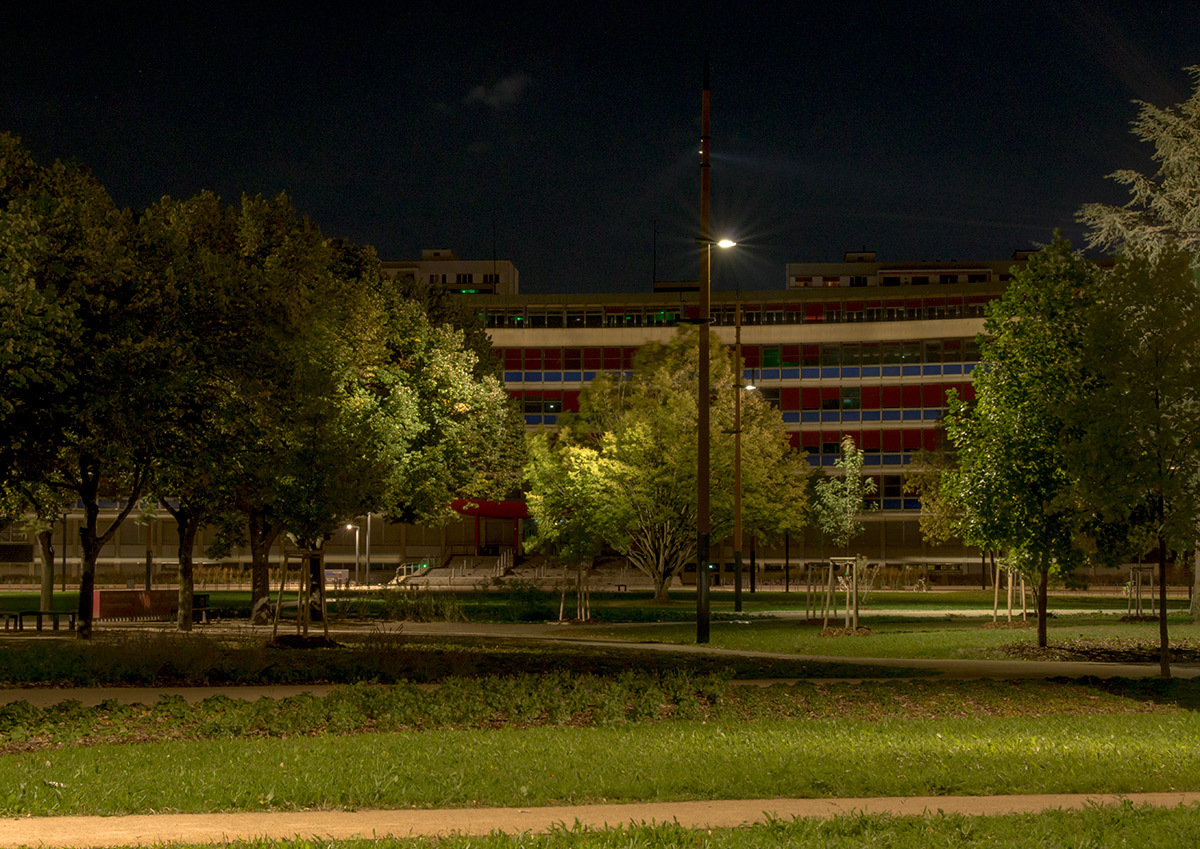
[968, 273, 988, 283]
[819, 344, 841, 366]
[757, 387, 781, 407]
[882, 276, 901, 287]
[761, 347, 781, 368]
[841, 387, 861, 410]
[939, 274, 958, 284]
[456, 273, 474, 284]
[911, 276, 930, 285]
[850, 275, 868, 287]
[566, 310, 585, 328]
[883, 475, 903, 498]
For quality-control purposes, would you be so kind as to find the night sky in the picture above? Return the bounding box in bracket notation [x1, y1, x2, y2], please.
[4, 3, 1198, 294]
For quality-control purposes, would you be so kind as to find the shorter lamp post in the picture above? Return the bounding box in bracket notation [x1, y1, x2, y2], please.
[345, 523, 360, 586]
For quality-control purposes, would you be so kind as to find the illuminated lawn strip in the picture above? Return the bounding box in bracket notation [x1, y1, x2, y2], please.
[5, 713, 1199, 816]
[589, 616, 1200, 659]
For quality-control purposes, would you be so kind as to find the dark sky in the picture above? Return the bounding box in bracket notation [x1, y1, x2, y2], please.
[3, 2, 1198, 293]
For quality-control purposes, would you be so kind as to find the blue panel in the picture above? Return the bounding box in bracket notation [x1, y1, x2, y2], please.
[882, 410, 902, 421]
[582, 371, 597, 381]
[902, 365, 921, 376]
[821, 367, 840, 379]
[943, 364, 963, 375]
[563, 371, 582, 382]
[923, 364, 941, 376]
[881, 365, 901, 377]
[821, 456, 838, 467]
[504, 371, 523, 383]
[524, 415, 543, 426]
[781, 368, 800, 380]
[523, 371, 542, 382]
[821, 411, 840, 422]
[862, 410, 881, 421]
[903, 498, 922, 511]
[743, 368, 756, 382]
[903, 409, 923, 420]
[760, 368, 780, 381]
[806, 455, 822, 467]
[543, 371, 562, 382]
[801, 411, 820, 423]
[782, 412, 801, 423]
[864, 455, 881, 466]
[964, 362, 977, 374]
[882, 498, 903, 511]
[861, 366, 881, 378]
[842, 411, 861, 422]
[802, 367, 821, 380]
[841, 367, 860, 379]
[924, 409, 943, 420]
[543, 415, 558, 426]
[882, 454, 903, 465]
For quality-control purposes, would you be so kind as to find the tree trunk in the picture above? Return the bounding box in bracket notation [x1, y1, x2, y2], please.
[175, 517, 199, 632]
[1191, 540, 1199, 623]
[76, 507, 101, 640]
[1036, 555, 1049, 648]
[653, 571, 670, 603]
[247, 510, 281, 625]
[37, 529, 54, 612]
[1158, 533, 1172, 679]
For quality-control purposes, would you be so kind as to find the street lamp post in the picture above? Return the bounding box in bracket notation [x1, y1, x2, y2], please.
[733, 299, 744, 613]
[346, 523, 360, 586]
[696, 60, 713, 645]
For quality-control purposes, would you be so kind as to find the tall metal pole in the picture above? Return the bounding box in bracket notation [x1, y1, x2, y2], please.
[364, 511, 372, 588]
[733, 301, 743, 613]
[696, 58, 712, 644]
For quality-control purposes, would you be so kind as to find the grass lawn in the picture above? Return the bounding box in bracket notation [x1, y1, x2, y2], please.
[587, 614, 1200, 661]
[4, 685, 1199, 815]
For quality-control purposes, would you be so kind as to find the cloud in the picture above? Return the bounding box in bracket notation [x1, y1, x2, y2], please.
[463, 72, 532, 110]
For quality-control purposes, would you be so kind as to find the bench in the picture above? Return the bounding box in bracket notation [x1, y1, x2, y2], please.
[2, 610, 77, 632]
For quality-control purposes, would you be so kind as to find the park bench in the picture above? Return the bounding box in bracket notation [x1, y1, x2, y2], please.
[1, 610, 77, 632]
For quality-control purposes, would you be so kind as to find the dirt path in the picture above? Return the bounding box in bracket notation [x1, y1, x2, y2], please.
[2, 793, 1198, 847]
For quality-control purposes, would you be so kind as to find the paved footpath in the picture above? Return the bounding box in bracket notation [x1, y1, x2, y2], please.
[2, 794, 1198, 847]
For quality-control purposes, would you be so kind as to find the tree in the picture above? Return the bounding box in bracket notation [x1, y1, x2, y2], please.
[942, 233, 1098, 648]
[814, 435, 876, 550]
[1073, 246, 1200, 677]
[0, 134, 170, 638]
[526, 327, 811, 602]
[1078, 67, 1200, 264]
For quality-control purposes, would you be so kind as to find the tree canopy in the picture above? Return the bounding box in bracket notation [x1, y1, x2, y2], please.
[526, 327, 811, 602]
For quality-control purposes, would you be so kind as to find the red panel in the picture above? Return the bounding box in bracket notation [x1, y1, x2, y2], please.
[507, 390, 522, 401]
[623, 348, 637, 369]
[602, 347, 622, 369]
[903, 429, 922, 450]
[924, 429, 941, 451]
[523, 348, 542, 370]
[805, 303, 824, 322]
[543, 348, 562, 369]
[881, 386, 902, 408]
[802, 387, 820, 410]
[583, 348, 603, 369]
[882, 430, 902, 451]
[821, 386, 840, 402]
[923, 384, 944, 407]
[788, 431, 801, 449]
[503, 349, 522, 369]
[802, 431, 820, 448]
[861, 429, 881, 450]
[564, 348, 582, 369]
[562, 391, 581, 412]
[780, 388, 800, 411]
[743, 346, 760, 367]
[962, 382, 977, 401]
[861, 386, 881, 409]
[902, 385, 922, 408]
[782, 344, 800, 364]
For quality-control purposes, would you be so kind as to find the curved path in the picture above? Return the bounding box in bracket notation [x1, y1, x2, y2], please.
[2, 793, 1198, 847]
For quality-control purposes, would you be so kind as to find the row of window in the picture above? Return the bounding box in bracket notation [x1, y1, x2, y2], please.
[483, 295, 995, 329]
[499, 338, 983, 372]
[510, 384, 975, 416]
[791, 273, 992, 288]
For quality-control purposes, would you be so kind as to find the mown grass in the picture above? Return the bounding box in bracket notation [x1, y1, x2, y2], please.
[2, 675, 1192, 751]
[0, 631, 924, 686]
[591, 614, 1200, 660]
[4, 710, 1199, 815]
[92, 805, 1200, 849]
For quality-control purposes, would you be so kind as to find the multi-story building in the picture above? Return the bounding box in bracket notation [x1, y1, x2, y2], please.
[382, 248, 519, 295]
[474, 249, 1024, 586]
